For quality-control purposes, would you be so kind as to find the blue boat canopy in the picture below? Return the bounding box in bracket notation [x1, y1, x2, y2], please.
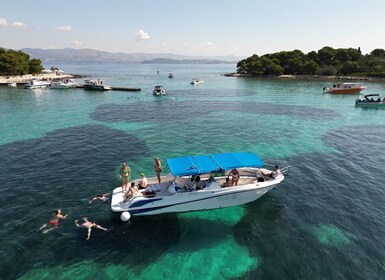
[211, 152, 264, 170]
[167, 152, 264, 176]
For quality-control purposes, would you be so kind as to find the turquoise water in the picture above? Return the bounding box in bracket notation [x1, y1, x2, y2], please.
[1, 64, 385, 279]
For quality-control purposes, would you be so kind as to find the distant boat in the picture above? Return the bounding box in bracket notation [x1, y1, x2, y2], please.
[168, 73, 174, 78]
[50, 79, 78, 89]
[24, 78, 50, 89]
[355, 94, 385, 108]
[191, 78, 204, 85]
[83, 79, 111, 91]
[153, 85, 167, 96]
[8, 82, 17, 87]
[323, 82, 365, 94]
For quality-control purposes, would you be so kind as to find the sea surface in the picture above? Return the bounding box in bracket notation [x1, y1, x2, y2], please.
[1, 63, 385, 280]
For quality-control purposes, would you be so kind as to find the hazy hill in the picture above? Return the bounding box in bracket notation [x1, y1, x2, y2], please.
[21, 48, 241, 64]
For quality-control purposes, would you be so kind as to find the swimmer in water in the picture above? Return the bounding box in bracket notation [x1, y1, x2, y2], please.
[39, 209, 68, 234]
[74, 217, 108, 240]
[89, 193, 110, 204]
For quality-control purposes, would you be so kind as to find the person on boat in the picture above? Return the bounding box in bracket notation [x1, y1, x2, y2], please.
[39, 209, 68, 234]
[262, 165, 281, 178]
[228, 169, 240, 186]
[74, 217, 108, 240]
[222, 177, 231, 188]
[124, 182, 139, 202]
[154, 157, 162, 183]
[119, 162, 131, 193]
[89, 193, 110, 204]
[138, 173, 148, 189]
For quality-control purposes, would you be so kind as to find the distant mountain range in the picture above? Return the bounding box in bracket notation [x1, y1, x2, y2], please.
[21, 48, 242, 64]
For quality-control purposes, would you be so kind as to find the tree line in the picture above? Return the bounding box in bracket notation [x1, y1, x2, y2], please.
[237, 47, 385, 77]
[0, 47, 44, 76]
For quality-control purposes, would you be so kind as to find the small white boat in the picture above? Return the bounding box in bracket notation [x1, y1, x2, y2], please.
[8, 82, 17, 87]
[191, 78, 204, 85]
[111, 152, 288, 221]
[153, 85, 167, 96]
[355, 94, 385, 108]
[50, 79, 78, 89]
[323, 82, 365, 94]
[24, 78, 51, 89]
[83, 79, 111, 91]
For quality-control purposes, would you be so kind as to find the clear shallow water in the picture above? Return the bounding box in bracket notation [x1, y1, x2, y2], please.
[1, 64, 385, 279]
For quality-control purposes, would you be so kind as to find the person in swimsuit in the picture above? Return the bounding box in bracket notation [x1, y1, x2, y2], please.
[262, 165, 281, 179]
[74, 217, 108, 240]
[39, 209, 68, 234]
[89, 193, 110, 204]
[154, 157, 162, 183]
[228, 169, 240, 186]
[119, 162, 131, 192]
[124, 182, 139, 202]
[138, 173, 148, 189]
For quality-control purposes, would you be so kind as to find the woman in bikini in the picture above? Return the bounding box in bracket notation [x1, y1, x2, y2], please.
[119, 162, 131, 192]
[229, 169, 240, 186]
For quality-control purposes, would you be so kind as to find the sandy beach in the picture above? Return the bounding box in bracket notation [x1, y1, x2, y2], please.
[0, 73, 75, 85]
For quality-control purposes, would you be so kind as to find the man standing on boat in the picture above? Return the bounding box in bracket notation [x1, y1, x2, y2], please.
[154, 157, 162, 183]
[120, 163, 131, 193]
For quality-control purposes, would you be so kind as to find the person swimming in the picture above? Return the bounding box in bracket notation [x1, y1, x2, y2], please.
[74, 217, 108, 240]
[39, 209, 68, 234]
[89, 193, 110, 204]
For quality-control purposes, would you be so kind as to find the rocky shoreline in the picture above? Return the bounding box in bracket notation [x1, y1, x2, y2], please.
[224, 73, 385, 82]
[0, 73, 86, 85]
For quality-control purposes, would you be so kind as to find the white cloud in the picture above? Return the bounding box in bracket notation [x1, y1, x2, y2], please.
[56, 25, 72, 32]
[134, 29, 150, 41]
[198, 41, 217, 50]
[0, 18, 8, 27]
[70, 40, 83, 46]
[12, 22, 28, 28]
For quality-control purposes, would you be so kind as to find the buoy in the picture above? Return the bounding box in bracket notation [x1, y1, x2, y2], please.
[120, 211, 131, 221]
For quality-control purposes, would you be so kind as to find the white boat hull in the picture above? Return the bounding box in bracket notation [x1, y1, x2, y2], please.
[111, 169, 283, 216]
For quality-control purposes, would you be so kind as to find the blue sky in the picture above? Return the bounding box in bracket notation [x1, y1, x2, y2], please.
[1, 0, 384, 57]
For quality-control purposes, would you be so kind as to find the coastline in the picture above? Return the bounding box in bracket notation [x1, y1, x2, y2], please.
[224, 73, 385, 82]
[0, 73, 82, 85]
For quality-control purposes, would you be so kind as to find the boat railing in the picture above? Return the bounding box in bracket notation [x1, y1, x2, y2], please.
[264, 160, 290, 175]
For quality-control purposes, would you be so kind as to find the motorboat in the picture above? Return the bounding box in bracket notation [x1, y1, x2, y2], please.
[111, 152, 288, 220]
[355, 94, 385, 108]
[50, 79, 78, 89]
[8, 82, 17, 87]
[168, 73, 174, 78]
[323, 82, 365, 94]
[24, 78, 51, 89]
[83, 79, 111, 91]
[191, 78, 204, 85]
[153, 85, 167, 96]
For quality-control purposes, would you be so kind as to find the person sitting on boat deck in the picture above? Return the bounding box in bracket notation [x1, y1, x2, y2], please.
[154, 157, 162, 183]
[39, 209, 68, 234]
[228, 169, 240, 186]
[74, 217, 108, 240]
[89, 193, 110, 204]
[120, 162, 131, 193]
[262, 165, 281, 178]
[124, 182, 139, 202]
[222, 177, 231, 188]
[138, 173, 148, 189]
